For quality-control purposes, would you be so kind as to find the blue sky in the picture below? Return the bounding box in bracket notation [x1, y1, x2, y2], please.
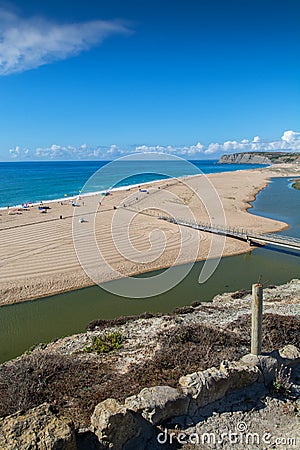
[0, 0, 299, 160]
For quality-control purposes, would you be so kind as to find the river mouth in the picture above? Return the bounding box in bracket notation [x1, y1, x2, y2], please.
[0, 177, 299, 363]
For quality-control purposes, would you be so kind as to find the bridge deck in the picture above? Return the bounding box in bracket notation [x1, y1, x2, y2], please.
[159, 217, 300, 252]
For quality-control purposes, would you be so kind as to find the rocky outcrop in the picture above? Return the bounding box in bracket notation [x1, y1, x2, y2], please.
[91, 345, 299, 448]
[218, 151, 300, 165]
[179, 367, 229, 409]
[219, 359, 260, 390]
[125, 386, 189, 425]
[91, 398, 140, 450]
[179, 360, 259, 412]
[241, 353, 280, 385]
[218, 153, 272, 164]
[0, 403, 76, 450]
[279, 343, 300, 365]
[1, 346, 299, 449]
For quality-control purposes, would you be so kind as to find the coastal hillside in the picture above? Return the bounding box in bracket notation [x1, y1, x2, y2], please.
[0, 280, 299, 448]
[218, 151, 300, 165]
[0, 280, 299, 425]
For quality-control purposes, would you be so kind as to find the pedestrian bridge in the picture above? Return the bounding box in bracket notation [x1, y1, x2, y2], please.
[159, 217, 300, 252]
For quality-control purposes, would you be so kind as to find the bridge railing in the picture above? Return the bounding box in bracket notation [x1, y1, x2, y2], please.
[159, 215, 300, 248]
[160, 216, 250, 237]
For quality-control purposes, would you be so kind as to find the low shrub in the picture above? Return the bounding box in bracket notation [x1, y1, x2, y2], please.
[85, 331, 123, 354]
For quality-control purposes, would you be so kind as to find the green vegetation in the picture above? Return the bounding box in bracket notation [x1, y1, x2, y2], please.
[250, 152, 300, 163]
[85, 331, 123, 354]
[272, 365, 293, 397]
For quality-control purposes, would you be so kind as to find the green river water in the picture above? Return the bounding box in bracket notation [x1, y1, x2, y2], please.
[0, 177, 299, 363]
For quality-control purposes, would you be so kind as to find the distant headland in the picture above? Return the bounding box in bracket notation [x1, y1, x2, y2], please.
[218, 151, 300, 165]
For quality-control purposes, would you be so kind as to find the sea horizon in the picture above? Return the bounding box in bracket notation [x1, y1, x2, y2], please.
[0, 159, 266, 208]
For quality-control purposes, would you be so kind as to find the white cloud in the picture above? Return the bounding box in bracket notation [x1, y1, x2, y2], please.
[9, 145, 29, 158]
[0, 6, 130, 75]
[204, 143, 223, 155]
[204, 130, 300, 155]
[35, 144, 78, 158]
[282, 130, 300, 144]
[8, 129, 300, 160]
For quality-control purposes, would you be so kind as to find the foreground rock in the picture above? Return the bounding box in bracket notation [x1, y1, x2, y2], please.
[219, 359, 259, 390]
[91, 398, 140, 450]
[125, 386, 189, 424]
[279, 344, 300, 366]
[179, 360, 260, 414]
[180, 367, 229, 409]
[241, 353, 279, 385]
[0, 403, 76, 450]
[90, 346, 300, 448]
[1, 346, 299, 449]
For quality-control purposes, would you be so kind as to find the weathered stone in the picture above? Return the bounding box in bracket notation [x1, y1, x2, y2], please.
[125, 386, 189, 425]
[279, 345, 300, 366]
[241, 354, 279, 385]
[91, 398, 140, 450]
[0, 403, 76, 450]
[179, 367, 229, 408]
[220, 360, 259, 390]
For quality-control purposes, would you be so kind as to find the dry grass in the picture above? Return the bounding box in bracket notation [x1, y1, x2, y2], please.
[0, 313, 298, 428]
[227, 313, 300, 351]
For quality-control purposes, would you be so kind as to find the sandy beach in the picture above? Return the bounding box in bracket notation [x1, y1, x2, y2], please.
[0, 163, 299, 306]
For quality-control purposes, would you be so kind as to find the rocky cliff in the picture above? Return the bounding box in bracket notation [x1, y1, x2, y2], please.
[218, 151, 300, 165]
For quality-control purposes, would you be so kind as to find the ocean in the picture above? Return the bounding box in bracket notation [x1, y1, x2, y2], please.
[0, 160, 266, 208]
